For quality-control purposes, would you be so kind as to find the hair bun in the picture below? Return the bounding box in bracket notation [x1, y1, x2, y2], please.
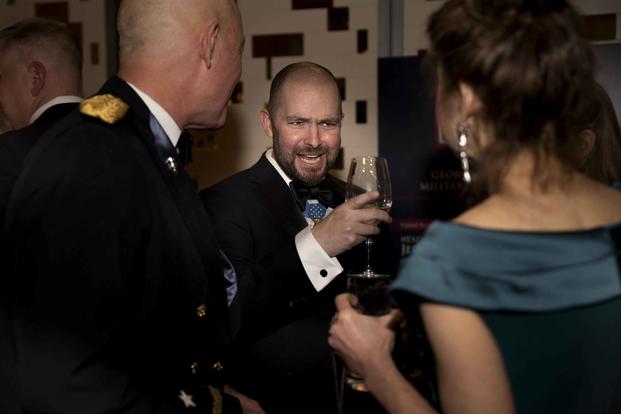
[428, 0, 594, 191]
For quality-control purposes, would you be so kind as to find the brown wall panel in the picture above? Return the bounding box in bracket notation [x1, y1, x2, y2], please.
[34, 2, 69, 22]
[292, 0, 332, 9]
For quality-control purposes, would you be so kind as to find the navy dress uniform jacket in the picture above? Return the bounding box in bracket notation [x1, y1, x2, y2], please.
[0, 102, 77, 414]
[0, 102, 78, 224]
[0, 76, 240, 414]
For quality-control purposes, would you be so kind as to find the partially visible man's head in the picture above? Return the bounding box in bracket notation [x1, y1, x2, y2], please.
[117, 0, 243, 130]
[0, 18, 82, 129]
[262, 62, 342, 185]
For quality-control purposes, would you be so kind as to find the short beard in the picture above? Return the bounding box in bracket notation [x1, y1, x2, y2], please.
[273, 134, 337, 186]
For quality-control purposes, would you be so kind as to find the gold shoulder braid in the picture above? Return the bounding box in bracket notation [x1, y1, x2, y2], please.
[80, 94, 129, 124]
[208, 386, 223, 414]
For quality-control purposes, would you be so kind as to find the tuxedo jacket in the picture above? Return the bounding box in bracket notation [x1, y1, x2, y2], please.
[201, 155, 393, 413]
[1, 76, 239, 414]
[0, 103, 77, 225]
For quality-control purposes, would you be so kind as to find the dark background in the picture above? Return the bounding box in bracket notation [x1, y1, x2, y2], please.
[379, 43, 621, 265]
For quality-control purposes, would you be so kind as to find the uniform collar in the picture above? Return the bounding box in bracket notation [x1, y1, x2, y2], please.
[29, 95, 82, 125]
[126, 82, 182, 147]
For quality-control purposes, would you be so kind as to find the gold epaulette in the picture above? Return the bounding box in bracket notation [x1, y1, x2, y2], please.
[80, 94, 129, 124]
[208, 386, 223, 414]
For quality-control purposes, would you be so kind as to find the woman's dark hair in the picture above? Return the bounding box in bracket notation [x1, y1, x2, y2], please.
[566, 80, 621, 184]
[428, 0, 595, 193]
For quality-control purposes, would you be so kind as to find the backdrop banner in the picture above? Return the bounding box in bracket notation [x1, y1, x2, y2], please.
[378, 56, 466, 268]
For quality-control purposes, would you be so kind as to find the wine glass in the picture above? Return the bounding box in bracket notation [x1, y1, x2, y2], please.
[340, 273, 392, 396]
[345, 156, 392, 277]
[340, 156, 392, 395]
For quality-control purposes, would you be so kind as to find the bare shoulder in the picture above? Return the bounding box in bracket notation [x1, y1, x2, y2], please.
[570, 180, 621, 227]
[454, 178, 621, 231]
[595, 183, 621, 220]
[420, 303, 516, 414]
[453, 199, 507, 229]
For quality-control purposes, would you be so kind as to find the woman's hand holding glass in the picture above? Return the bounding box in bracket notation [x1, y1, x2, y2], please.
[328, 293, 403, 383]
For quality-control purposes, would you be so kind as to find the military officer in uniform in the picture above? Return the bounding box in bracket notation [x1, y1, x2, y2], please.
[0, 0, 250, 413]
[0, 19, 82, 414]
[0, 18, 83, 226]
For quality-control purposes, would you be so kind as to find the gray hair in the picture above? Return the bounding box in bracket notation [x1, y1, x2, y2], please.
[0, 18, 82, 78]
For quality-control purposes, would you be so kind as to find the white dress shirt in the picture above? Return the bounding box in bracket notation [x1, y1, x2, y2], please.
[127, 82, 181, 146]
[28, 95, 82, 125]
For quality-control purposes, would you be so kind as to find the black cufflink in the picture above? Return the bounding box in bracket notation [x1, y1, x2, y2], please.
[320, 269, 328, 277]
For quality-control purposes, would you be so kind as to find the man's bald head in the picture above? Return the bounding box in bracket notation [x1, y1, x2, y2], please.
[267, 62, 342, 117]
[117, 0, 243, 130]
[118, 0, 236, 63]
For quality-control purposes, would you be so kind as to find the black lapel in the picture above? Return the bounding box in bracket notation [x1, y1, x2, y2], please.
[249, 155, 308, 236]
[96, 77, 229, 320]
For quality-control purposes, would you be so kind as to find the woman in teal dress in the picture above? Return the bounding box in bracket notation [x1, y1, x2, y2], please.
[328, 1, 621, 413]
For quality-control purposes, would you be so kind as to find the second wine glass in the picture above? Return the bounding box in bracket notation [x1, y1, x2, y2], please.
[340, 156, 393, 394]
[345, 156, 392, 277]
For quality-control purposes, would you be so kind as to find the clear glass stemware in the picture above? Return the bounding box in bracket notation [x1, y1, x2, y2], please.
[345, 156, 392, 277]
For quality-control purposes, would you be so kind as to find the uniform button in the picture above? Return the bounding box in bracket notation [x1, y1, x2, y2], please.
[212, 361, 224, 372]
[320, 269, 328, 277]
[195, 304, 207, 319]
[190, 361, 200, 375]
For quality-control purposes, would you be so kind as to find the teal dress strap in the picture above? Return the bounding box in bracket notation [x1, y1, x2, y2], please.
[390, 221, 621, 312]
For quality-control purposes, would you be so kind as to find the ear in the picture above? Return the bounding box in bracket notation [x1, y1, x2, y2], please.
[28, 61, 46, 97]
[259, 107, 273, 139]
[577, 129, 596, 163]
[458, 82, 481, 118]
[200, 22, 220, 70]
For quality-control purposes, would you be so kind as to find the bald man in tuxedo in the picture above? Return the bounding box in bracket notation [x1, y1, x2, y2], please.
[201, 62, 394, 413]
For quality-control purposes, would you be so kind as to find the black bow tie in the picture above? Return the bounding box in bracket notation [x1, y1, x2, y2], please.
[290, 181, 334, 210]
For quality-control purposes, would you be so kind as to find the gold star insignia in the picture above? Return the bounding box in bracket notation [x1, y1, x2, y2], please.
[178, 390, 196, 408]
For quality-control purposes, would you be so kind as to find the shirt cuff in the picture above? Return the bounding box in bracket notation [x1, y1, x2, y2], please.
[295, 226, 343, 291]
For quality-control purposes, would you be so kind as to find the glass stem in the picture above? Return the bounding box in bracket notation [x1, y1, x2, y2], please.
[364, 237, 374, 275]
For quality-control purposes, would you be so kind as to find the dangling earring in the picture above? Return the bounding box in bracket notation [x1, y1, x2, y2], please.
[458, 123, 472, 183]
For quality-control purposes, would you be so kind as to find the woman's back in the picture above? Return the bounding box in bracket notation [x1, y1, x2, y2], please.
[392, 206, 621, 413]
[482, 298, 621, 413]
